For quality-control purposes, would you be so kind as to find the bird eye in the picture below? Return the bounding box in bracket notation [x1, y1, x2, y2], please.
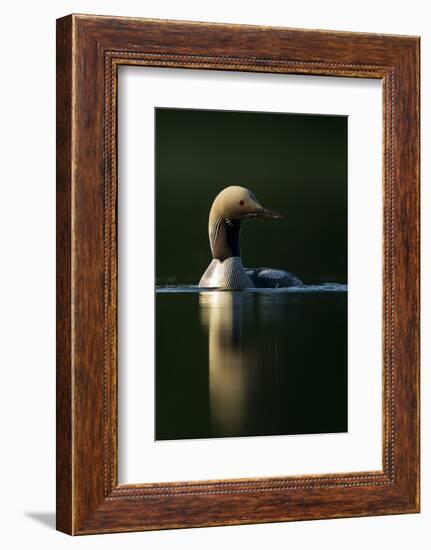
[239, 200, 245, 206]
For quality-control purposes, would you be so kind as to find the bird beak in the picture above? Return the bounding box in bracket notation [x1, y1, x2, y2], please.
[246, 197, 283, 220]
[259, 207, 283, 219]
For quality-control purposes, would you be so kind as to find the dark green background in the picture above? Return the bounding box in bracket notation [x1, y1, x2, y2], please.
[155, 107, 347, 285]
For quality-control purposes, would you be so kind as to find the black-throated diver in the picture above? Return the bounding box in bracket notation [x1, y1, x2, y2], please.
[199, 186, 302, 289]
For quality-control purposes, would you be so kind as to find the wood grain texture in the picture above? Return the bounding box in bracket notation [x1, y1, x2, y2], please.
[56, 15, 73, 535]
[56, 14, 420, 535]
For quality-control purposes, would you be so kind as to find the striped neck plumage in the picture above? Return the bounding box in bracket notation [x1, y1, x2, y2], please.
[209, 215, 241, 262]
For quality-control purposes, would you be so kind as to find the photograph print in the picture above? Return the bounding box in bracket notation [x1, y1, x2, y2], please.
[155, 107, 348, 441]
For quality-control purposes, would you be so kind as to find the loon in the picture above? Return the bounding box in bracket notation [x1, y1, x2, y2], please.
[199, 186, 302, 289]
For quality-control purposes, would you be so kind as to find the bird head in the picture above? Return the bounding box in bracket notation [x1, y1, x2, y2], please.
[210, 186, 282, 224]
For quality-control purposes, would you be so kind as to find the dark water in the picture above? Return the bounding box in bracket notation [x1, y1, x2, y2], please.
[155, 286, 347, 441]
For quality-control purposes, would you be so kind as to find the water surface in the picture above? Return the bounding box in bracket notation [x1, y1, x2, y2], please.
[156, 286, 347, 441]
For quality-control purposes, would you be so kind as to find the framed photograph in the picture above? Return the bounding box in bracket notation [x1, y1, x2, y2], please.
[56, 14, 420, 535]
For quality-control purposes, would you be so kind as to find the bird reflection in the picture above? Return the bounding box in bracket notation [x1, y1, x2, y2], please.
[199, 291, 259, 436]
[156, 286, 348, 440]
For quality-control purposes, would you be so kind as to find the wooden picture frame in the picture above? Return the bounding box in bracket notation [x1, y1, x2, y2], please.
[56, 14, 420, 535]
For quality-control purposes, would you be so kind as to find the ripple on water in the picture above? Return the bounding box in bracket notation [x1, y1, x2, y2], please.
[156, 283, 347, 294]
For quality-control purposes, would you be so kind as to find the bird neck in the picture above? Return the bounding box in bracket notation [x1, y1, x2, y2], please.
[209, 215, 241, 262]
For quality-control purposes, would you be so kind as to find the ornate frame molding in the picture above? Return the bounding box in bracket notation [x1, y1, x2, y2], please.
[57, 15, 419, 534]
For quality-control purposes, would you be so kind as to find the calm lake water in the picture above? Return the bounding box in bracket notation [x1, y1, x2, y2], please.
[155, 286, 347, 441]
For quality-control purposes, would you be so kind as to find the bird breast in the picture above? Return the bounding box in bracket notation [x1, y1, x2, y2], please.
[199, 257, 254, 289]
